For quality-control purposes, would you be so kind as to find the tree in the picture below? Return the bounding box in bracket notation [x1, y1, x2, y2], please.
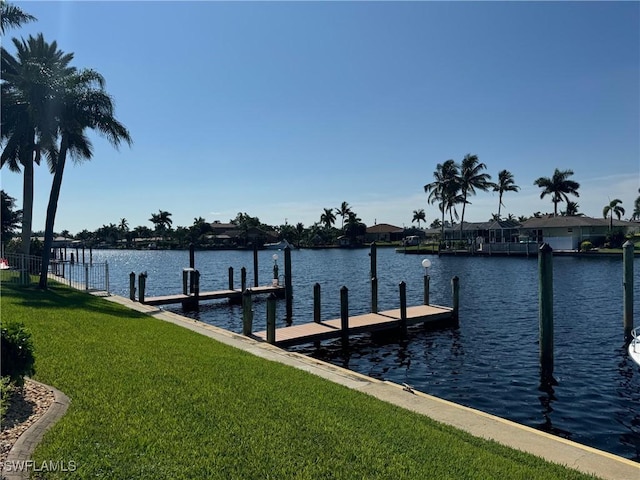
[429, 218, 442, 230]
[458, 154, 492, 240]
[1, 190, 22, 249]
[320, 208, 336, 229]
[424, 159, 461, 243]
[336, 201, 352, 230]
[633, 189, 640, 221]
[2, 34, 75, 256]
[603, 199, 625, 232]
[561, 201, 582, 217]
[493, 169, 519, 219]
[344, 211, 366, 245]
[39, 69, 132, 287]
[533, 168, 580, 216]
[412, 209, 426, 229]
[0, 1, 36, 34]
[149, 210, 173, 238]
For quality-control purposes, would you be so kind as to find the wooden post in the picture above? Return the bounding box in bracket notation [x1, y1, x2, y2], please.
[266, 293, 277, 344]
[129, 272, 136, 301]
[228, 266, 234, 290]
[623, 240, 634, 340]
[189, 244, 195, 293]
[399, 281, 407, 333]
[253, 244, 259, 287]
[182, 269, 189, 295]
[313, 283, 321, 323]
[242, 289, 253, 336]
[138, 272, 147, 303]
[340, 286, 349, 348]
[241, 267, 247, 292]
[284, 246, 293, 322]
[370, 242, 377, 313]
[189, 243, 195, 268]
[538, 243, 554, 376]
[451, 276, 459, 321]
[194, 270, 200, 298]
[371, 277, 378, 313]
[424, 274, 430, 306]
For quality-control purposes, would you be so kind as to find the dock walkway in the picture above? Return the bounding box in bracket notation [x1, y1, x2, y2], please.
[253, 304, 454, 346]
[143, 285, 285, 306]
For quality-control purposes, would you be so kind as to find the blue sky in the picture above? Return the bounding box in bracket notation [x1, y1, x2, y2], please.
[2, 1, 639, 234]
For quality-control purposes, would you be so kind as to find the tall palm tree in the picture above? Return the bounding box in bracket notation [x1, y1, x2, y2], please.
[533, 168, 580, 216]
[2, 34, 75, 256]
[562, 201, 581, 216]
[412, 209, 426, 229]
[603, 199, 625, 232]
[458, 154, 492, 240]
[39, 69, 132, 287]
[0, 1, 36, 34]
[320, 207, 336, 229]
[424, 159, 461, 242]
[336, 201, 352, 230]
[1, 190, 22, 249]
[493, 169, 519, 219]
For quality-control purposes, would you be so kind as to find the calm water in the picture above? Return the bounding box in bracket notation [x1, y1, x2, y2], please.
[92, 248, 640, 461]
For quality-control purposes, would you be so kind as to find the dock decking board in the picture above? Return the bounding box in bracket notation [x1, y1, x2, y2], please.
[143, 285, 285, 306]
[253, 304, 455, 346]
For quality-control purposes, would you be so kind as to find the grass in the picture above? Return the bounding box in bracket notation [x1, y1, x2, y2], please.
[1, 282, 600, 479]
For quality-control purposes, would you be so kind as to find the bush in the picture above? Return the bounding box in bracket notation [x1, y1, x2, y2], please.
[1, 322, 35, 386]
[0, 376, 13, 423]
[580, 241, 594, 252]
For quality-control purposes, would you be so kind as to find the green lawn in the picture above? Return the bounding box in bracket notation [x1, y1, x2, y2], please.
[1, 282, 599, 479]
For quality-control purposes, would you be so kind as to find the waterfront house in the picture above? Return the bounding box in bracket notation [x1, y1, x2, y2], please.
[442, 220, 521, 247]
[365, 223, 405, 243]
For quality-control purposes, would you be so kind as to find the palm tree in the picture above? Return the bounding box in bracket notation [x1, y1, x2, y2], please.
[320, 208, 336, 229]
[493, 169, 519, 219]
[633, 189, 640, 221]
[336, 201, 352, 230]
[562, 201, 581, 216]
[533, 168, 580, 216]
[603, 199, 625, 232]
[0, 1, 36, 34]
[458, 154, 492, 240]
[424, 159, 461, 242]
[412, 209, 426, 229]
[1, 190, 22, 249]
[39, 69, 132, 287]
[2, 34, 75, 256]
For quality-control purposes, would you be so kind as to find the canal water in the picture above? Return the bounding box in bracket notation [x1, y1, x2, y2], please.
[91, 247, 640, 462]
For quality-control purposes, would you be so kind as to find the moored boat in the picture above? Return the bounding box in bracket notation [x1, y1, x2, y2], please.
[264, 239, 295, 250]
[629, 327, 640, 367]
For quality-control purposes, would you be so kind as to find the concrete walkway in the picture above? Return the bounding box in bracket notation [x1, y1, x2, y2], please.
[95, 294, 637, 479]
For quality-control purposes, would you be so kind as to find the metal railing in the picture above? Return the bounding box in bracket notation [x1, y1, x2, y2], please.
[0, 253, 109, 294]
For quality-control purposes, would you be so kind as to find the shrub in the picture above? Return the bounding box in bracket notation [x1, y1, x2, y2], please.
[580, 241, 594, 252]
[1, 322, 35, 386]
[0, 376, 13, 423]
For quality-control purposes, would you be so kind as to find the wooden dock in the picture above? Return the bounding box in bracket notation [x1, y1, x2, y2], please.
[143, 285, 285, 306]
[253, 304, 455, 346]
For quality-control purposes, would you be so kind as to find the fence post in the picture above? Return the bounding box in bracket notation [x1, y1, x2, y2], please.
[84, 264, 90, 291]
[138, 272, 147, 303]
[399, 281, 407, 333]
[130, 272, 136, 301]
[313, 283, 321, 323]
[340, 286, 349, 348]
[623, 240, 634, 340]
[538, 243, 554, 377]
[266, 293, 277, 344]
[228, 266, 234, 290]
[105, 262, 110, 295]
[242, 289, 253, 336]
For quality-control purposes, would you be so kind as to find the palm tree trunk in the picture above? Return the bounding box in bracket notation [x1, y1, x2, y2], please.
[460, 193, 467, 242]
[20, 154, 34, 256]
[39, 140, 68, 288]
[497, 193, 503, 219]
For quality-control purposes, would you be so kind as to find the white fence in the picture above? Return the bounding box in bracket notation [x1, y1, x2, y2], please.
[1, 253, 109, 294]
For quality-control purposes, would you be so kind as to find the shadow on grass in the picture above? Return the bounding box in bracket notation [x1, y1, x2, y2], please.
[1, 282, 147, 321]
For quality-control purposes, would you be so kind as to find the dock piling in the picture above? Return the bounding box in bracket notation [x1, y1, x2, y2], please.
[340, 286, 349, 348]
[451, 276, 459, 321]
[623, 240, 634, 340]
[138, 272, 147, 303]
[370, 242, 378, 312]
[424, 275, 430, 306]
[371, 277, 378, 313]
[285, 246, 293, 322]
[241, 267, 247, 292]
[266, 293, 277, 344]
[242, 289, 253, 336]
[399, 281, 407, 333]
[228, 266, 234, 290]
[538, 243, 554, 376]
[253, 244, 259, 287]
[313, 283, 321, 323]
[129, 272, 136, 301]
